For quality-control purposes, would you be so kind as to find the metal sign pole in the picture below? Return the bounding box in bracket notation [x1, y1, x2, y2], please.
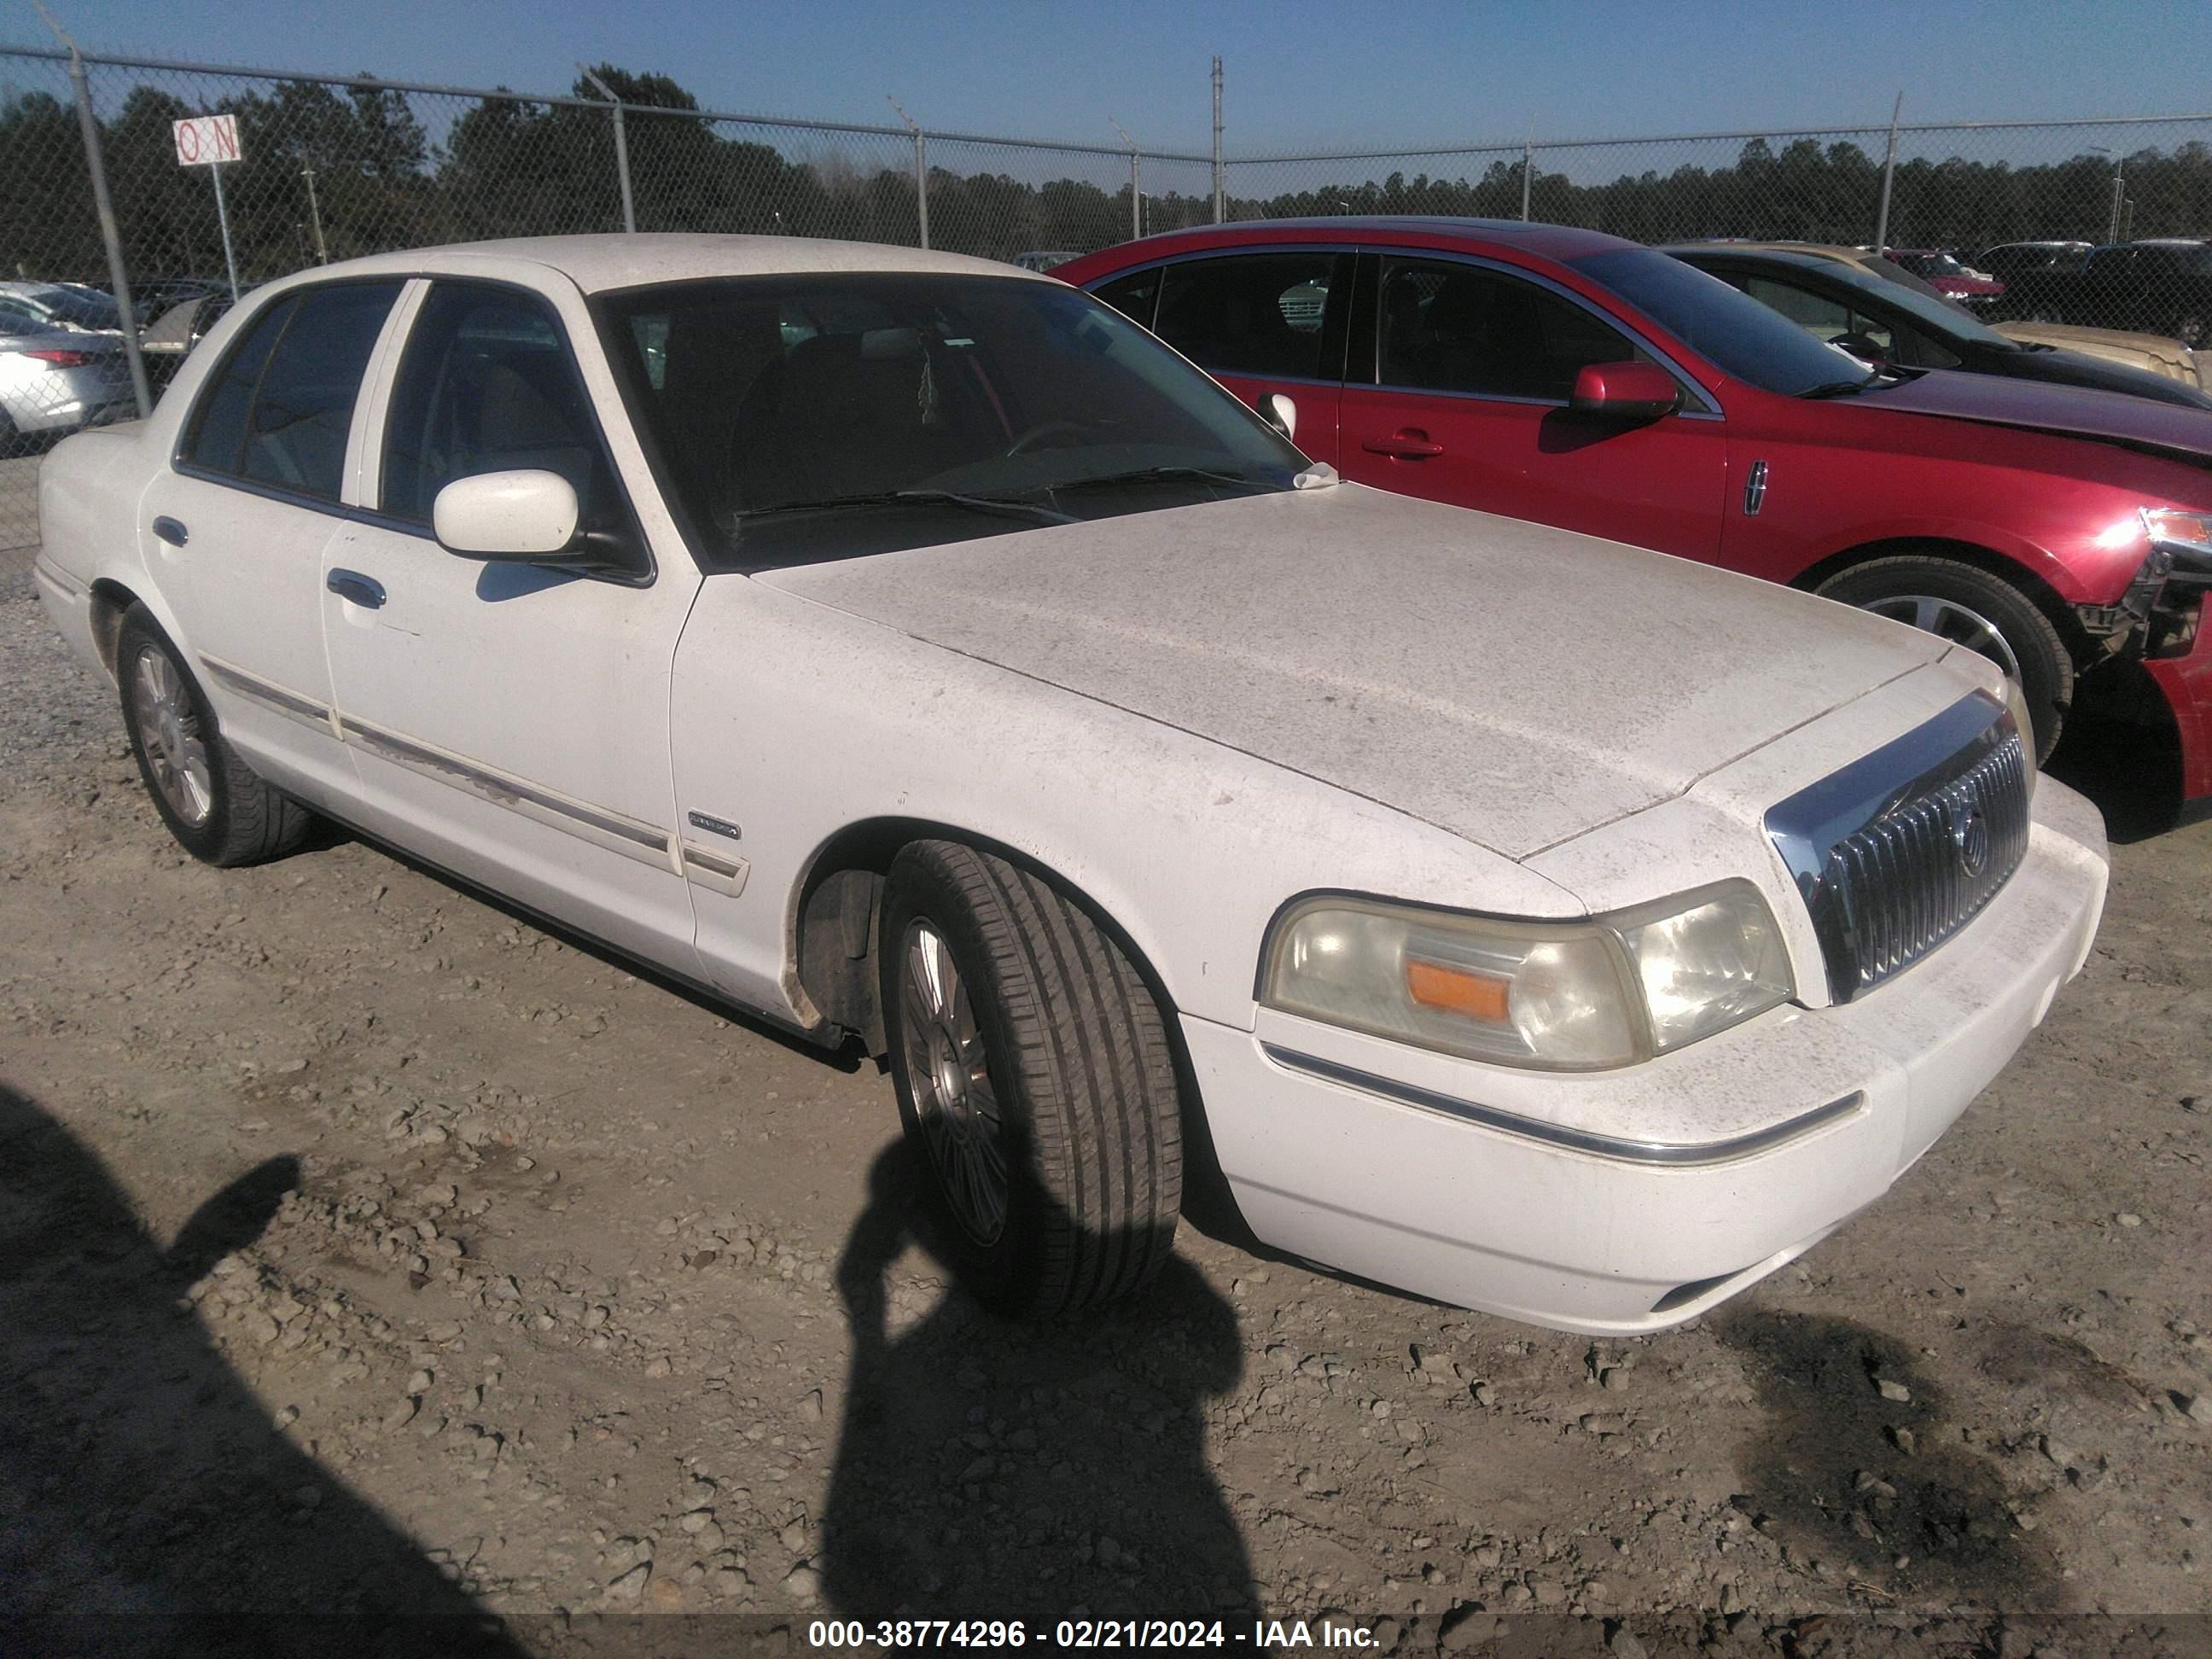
[209, 159, 240, 300]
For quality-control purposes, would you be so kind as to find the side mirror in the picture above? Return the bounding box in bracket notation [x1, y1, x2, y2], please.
[1568, 361, 1682, 423]
[1261, 392, 1298, 442]
[1831, 331, 1889, 364]
[433, 469, 580, 560]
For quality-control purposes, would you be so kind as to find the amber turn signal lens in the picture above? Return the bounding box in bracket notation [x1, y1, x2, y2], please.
[1404, 958, 1511, 1024]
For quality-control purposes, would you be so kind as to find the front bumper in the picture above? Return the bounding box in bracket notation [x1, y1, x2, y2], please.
[1182, 777, 2109, 1335]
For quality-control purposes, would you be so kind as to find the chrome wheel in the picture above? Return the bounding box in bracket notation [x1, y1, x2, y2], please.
[1862, 593, 2023, 684]
[131, 644, 213, 826]
[899, 920, 1007, 1246]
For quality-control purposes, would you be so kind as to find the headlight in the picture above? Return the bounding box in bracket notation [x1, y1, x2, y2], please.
[2144, 508, 2212, 581]
[1260, 880, 1795, 1072]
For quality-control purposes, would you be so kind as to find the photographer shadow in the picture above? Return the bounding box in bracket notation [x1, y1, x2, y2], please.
[820, 1141, 1255, 1623]
[0, 1081, 521, 1653]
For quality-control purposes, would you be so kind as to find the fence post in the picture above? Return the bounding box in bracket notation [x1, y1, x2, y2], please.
[888, 97, 928, 248]
[1110, 119, 1141, 240]
[32, 4, 151, 417]
[578, 67, 637, 235]
[1872, 91, 1903, 253]
[1521, 125, 1534, 221]
[1211, 56, 1225, 222]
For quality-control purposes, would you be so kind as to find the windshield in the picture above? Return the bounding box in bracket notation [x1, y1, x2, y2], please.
[595, 272, 1307, 570]
[1567, 247, 1866, 395]
[1894, 252, 1967, 279]
[30, 285, 122, 330]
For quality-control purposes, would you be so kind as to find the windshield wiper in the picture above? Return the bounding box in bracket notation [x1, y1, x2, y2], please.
[1797, 372, 1887, 399]
[739, 489, 1076, 526]
[1046, 465, 1277, 493]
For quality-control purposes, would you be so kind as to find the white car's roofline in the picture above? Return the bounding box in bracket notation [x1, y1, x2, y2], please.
[254, 233, 1057, 297]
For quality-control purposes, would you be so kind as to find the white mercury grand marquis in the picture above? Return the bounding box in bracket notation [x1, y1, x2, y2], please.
[34, 235, 2111, 1334]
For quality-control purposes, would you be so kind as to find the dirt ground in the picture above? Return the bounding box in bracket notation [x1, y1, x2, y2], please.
[3, 541, 2209, 1654]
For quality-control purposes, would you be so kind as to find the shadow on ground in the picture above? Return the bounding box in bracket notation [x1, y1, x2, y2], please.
[819, 1141, 1255, 1621]
[1714, 1307, 2064, 1610]
[0, 1080, 523, 1653]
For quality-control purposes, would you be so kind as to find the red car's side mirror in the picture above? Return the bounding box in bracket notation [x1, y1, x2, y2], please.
[1569, 360, 1683, 423]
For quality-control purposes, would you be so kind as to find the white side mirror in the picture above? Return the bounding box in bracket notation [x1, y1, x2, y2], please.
[1263, 393, 1298, 441]
[432, 469, 579, 559]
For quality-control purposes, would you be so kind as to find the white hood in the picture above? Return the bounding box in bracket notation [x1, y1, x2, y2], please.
[759, 484, 1947, 859]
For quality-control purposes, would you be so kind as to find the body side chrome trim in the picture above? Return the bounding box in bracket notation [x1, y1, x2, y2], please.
[199, 653, 335, 731]
[32, 556, 88, 597]
[337, 712, 673, 869]
[1261, 1043, 1867, 1166]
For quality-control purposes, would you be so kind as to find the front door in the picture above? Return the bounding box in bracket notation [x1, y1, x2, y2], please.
[140, 279, 407, 811]
[321, 276, 703, 969]
[1336, 253, 1729, 558]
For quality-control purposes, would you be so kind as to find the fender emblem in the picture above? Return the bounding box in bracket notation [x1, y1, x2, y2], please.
[686, 811, 743, 842]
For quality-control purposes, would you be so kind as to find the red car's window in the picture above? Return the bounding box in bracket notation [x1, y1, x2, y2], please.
[1153, 253, 1338, 381]
[1377, 257, 1644, 403]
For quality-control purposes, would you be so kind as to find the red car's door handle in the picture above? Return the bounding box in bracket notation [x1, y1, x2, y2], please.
[1362, 431, 1445, 459]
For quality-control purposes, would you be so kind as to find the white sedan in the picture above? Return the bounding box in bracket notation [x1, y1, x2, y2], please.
[35, 235, 2110, 1334]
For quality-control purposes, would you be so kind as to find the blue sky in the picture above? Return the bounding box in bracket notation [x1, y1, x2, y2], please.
[30, 0, 2212, 153]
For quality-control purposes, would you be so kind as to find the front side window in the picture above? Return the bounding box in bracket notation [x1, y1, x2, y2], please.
[381, 282, 631, 553]
[594, 271, 1307, 571]
[1377, 258, 1646, 402]
[182, 282, 403, 499]
[1152, 252, 1344, 380]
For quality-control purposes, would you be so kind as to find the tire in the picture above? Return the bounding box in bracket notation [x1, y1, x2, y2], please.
[878, 839, 1183, 1319]
[116, 606, 314, 866]
[2176, 312, 2208, 350]
[1815, 554, 2073, 762]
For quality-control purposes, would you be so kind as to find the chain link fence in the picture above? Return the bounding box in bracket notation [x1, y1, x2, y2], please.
[3, 38, 2209, 552]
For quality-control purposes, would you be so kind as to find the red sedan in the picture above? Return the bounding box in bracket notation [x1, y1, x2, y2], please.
[1056, 218, 2212, 809]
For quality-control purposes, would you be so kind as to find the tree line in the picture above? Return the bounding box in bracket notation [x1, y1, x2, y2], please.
[3, 61, 2208, 291]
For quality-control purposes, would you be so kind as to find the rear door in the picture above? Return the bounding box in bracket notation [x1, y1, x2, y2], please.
[1092, 249, 1350, 464]
[140, 279, 405, 812]
[1336, 252, 1728, 556]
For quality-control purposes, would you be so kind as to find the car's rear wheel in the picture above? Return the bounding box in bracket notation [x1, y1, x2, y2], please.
[117, 606, 314, 866]
[1816, 555, 2073, 761]
[2176, 311, 2208, 349]
[879, 840, 1183, 1319]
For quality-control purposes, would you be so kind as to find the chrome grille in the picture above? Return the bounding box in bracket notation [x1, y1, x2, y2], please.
[1766, 695, 2031, 1004]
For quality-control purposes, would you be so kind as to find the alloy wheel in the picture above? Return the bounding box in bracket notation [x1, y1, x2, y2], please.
[899, 920, 1008, 1245]
[1862, 593, 2023, 684]
[131, 644, 214, 826]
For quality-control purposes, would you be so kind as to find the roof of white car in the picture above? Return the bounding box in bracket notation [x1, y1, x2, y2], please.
[295, 233, 1051, 294]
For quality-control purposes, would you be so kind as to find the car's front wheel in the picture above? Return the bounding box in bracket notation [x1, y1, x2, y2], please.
[879, 840, 1184, 1319]
[117, 606, 314, 866]
[1816, 554, 2073, 761]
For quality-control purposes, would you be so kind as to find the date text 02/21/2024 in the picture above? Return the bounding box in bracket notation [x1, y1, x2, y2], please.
[806, 1618, 1382, 1648]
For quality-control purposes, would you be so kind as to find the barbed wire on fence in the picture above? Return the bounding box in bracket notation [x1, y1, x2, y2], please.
[4, 39, 2210, 551]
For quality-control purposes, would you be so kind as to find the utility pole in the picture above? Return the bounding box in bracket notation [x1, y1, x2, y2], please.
[1110, 118, 1142, 240]
[888, 96, 928, 249]
[32, 0, 150, 416]
[1520, 114, 1534, 221]
[1872, 91, 1903, 254]
[301, 162, 329, 263]
[2109, 158, 2126, 243]
[1211, 56, 1224, 224]
[578, 66, 637, 235]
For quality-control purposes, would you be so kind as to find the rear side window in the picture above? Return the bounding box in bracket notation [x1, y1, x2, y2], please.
[1153, 252, 1343, 380]
[184, 282, 403, 499]
[1091, 267, 1161, 330]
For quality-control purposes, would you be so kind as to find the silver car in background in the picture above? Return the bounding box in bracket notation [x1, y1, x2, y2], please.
[0, 323, 134, 453]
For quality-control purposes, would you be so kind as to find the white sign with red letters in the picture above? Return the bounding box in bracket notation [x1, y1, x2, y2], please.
[172, 114, 242, 166]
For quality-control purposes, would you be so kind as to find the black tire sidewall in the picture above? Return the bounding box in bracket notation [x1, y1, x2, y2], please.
[1817, 557, 2071, 760]
[117, 610, 238, 863]
[877, 848, 1051, 1316]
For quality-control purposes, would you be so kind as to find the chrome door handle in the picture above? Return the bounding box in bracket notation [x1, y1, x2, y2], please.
[326, 568, 387, 609]
[151, 516, 188, 547]
[1361, 433, 1445, 459]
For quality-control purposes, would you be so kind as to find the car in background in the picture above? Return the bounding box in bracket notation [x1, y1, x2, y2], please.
[0, 279, 126, 337]
[1010, 250, 1081, 272]
[128, 278, 233, 327]
[1977, 241, 2093, 284]
[138, 290, 242, 397]
[1998, 240, 2212, 347]
[1666, 242, 2211, 409]
[1883, 248, 2005, 309]
[1057, 217, 2212, 808]
[1994, 318, 2204, 390]
[0, 320, 134, 454]
[32, 233, 2112, 1333]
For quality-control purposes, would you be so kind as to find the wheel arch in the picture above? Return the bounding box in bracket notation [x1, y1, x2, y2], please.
[1787, 535, 2090, 657]
[86, 578, 144, 680]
